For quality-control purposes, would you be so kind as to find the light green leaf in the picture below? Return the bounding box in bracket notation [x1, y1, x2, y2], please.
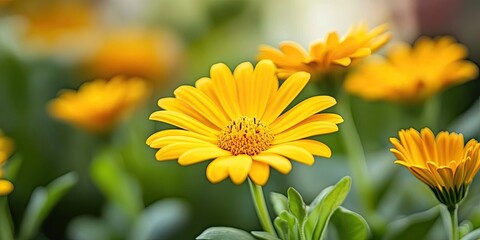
[305, 176, 351, 240]
[279, 210, 299, 240]
[4, 154, 22, 181]
[288, 188, 306, 225]
[128, 199, 189, 240]
[462, 228, 480, 240]
[383, 205, 441, 240]
[90, 149, 143, 220]
[67, 216, 112, 240]
[270, 192, 288, 216]
[274, 216, 288, 240]
[448, 98, 480, 139]
[196, 227, 256, 240]
[251, 231, 281, 240]
[19, 172, 78, 240]
[331, 207, 369, 240]
[0, 197, 14, 240]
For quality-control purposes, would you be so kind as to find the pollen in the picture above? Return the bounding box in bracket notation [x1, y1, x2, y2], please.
[218, 116, 274, 156]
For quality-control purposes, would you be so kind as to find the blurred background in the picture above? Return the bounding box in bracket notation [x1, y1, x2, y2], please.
[0, 0, 479, 239]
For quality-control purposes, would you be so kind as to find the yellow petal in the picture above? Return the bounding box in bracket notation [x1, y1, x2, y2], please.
[274, 121, 338, 144]
[149, 111, 219, 137]
[350, 48, 371, 58]
[178, 147, 231, 165]
[249, 161, 270, 186]
[279, 42, 308, 62]
[264, 145, 314, 165]
[154, 142, 211, 161]
[233, 62, 254, 115]
[228, 154, 252, 184]
[251, 60, 277, 118]
[283, 139, 332, 158]
[252, 153, 292, 174]
[146, 129, 216, 145]
[210, 63, 241, 119]
[149, 136, 215, 148]
[0, 179, 13, 196]
[332, 57, 352, 66]
[206, 156, 231, 183]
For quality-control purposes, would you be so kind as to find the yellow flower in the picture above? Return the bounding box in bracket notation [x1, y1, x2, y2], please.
[257, 23, 391, 79]
[48, 76, 148, 133]
[390, 128, 480, 207]
[88, 28, 181, 82]
[146, 60, 343, 185]
[0, 131, 14, 196]
[345, 36, 478, 102]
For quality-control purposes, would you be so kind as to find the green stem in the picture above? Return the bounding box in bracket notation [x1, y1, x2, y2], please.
[421, 95, 441, 131]
[336, 91, 374, 214]
[449, 205, 458, 240]
[248, 180, 276, 236]
[0, 197, 14, 240]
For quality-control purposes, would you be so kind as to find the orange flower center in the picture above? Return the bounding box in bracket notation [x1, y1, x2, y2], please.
[218, 116, 274, 156]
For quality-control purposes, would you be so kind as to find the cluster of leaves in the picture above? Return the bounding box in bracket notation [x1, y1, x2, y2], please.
[197, 176, 369, 240]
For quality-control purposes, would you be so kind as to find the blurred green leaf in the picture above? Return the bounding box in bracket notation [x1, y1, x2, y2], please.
[196, 227, 256, 240]
[331, 207, 370, 240]
[91, 149, 143, 220]
[305, 176, 351, 240]
[4, 154, 22, 181]
[0, 197, 14, 240]
[270, 192, 288, 216]
[251, 231, 281, 240]
[67, 216, 112, 240]
[383, 206, 441, 240]
[448, 97, 480, 139]
[128, 199, 189, 240]
[462, 228, 480, 240]
[459, 220, 473, 239]
[19, 172, 78, 240]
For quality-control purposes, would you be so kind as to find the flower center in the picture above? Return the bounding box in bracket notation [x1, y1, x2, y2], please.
[218, 116, 274, 156]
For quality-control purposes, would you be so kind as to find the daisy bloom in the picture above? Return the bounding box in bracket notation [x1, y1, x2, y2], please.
[0, 131, 14, 196]
[257, 23, 391, 79]
[390, 128, 480, 208]
[48, 76, 148, 133]
[345, 36, 478, 102]
[146, 60, 343, 186]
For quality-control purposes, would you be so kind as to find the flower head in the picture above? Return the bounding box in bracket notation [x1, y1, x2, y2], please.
[345, 36, 478, 102]
[147, 60, 343, 185]
[258, 23, 391, 79]
[0, 131, 14, 196]
[390, 128, 480, 207]
[48, 76, 148, 133]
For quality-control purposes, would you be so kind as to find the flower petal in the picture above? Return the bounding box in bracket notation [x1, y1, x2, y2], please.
[228, 154, 252, 184]
[274, 121, 338, 144]
[282, 139, 332, 158]
[210, 63, 241, 119]
[249, 161, 270, 186]
[264, 145, 314, 165]
[252, 153, 292, 174]
[178, 147, 232, 165]
[149, 111, 219, 137]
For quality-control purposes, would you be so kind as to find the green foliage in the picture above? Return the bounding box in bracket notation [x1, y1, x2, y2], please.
[196, 227, 257, 240]
[18, 172, 78, 240]
[331, 207, 369, 240]
[383, 206, 441, 240]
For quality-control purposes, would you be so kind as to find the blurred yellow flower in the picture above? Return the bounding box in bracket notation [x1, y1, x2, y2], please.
[88, 28, 181, 83]
[345, 36, 478, 102]
[258, 23, 391, 78]
[48, 76, 148, 133]
[391, 128, 480, 207]
[0, 131, 14, 196]
[147, 60, 343, 186]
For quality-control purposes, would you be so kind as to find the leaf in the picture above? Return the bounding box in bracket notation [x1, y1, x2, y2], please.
[128, 199, 189, 240]
[18, 172, 78, 240]
[251, 231, 281, 240]
[274, 216, 289, 240]
[90, 148, 143, 220]
[3, 154, 22, 181]
[383, 205, 441, 240]
[305, 176, 351, 240]
[287, 188, 306, 225]
[196, 227, 256, 240]
[279, 210, 299, 240]
[270, 192, 288, 216]
[67, 216, 112, 240]
[448, 98, 480, 139]
[462, 228, 480, 240]
[0, 197, 14, 240]
[331, 207, 370, 240]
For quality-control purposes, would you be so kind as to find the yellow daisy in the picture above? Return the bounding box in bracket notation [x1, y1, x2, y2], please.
[0, 131, 14, 196]
[390, 128, 480, 207]
[48, 76, 148, 133]
[345, 36, 478, 102]
[258, 23, 391, 79]
[146, 60, 343, 186]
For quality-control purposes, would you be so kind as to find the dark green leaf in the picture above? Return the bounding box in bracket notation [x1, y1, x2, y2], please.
[251, 231, 281, 240]
[270, 192, 288, 216]
[19, 172, 78, 240]
[383, 206, 441, 240]
[196, 227, 256, 240]
[331, 207, 369, 240]
[462, 228, 480, 240]
[305, 176, 351, 240]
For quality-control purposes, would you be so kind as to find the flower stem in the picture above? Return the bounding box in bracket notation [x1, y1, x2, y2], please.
[0, 197, 14, 240]
[336, 91, 374, 214]
[422, 95, 441, 131]
[449, 205, 459, 240]
[248, 179, 276, 236]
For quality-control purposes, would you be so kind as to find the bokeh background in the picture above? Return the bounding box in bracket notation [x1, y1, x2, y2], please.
[0, 0, 479, 239]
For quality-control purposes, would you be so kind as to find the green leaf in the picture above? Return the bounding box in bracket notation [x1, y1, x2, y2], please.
[67, 216, 112, 240]
[305, 176, 351, 240]
[331, 207, 370, 240]
[270, 192, 288, 216]
[251, 231, 281, 240]
[462, 228, 480, 240]
[287, 188, 306, 225]
[0, 197, 14, 240]
[274, 216, 288, 240]
[279, 210, 299, 240]
[448, 98, 480, 139]
[383, 205, 441, 240]
[3, 154, 22, 181]
[128, 199, 189, 240]
[196, 227, 256, 240]
[19, 172, 78, 240]
[90, 149, 143, 220]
